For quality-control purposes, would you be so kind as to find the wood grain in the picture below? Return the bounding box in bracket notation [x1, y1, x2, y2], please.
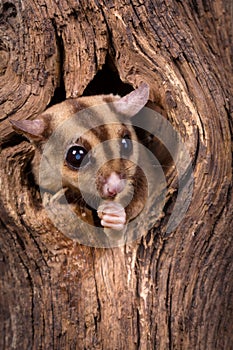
[0, 0, 232, 349]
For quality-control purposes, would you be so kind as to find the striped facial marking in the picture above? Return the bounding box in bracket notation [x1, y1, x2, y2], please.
[62, 121, 138, 202]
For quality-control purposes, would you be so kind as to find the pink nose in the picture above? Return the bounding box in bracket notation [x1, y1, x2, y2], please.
[107, 187, 118, 197]
[102, 172, 126, 198]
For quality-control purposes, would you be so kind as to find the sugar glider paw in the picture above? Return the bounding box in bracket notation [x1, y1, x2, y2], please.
[97, 202, 126, 231]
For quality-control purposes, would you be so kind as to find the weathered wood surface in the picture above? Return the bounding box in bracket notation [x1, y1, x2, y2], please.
[0, 0, 232, 349]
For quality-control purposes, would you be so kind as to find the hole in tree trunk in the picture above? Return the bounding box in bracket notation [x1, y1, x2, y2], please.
[48, 55, 132, 108]
[83, 55, 133, 96]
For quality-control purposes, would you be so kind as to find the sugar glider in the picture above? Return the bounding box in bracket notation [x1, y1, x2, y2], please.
[10, 83, 150, 236]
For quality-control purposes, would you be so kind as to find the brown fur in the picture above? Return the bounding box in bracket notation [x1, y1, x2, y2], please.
[10, 83, 150, 229]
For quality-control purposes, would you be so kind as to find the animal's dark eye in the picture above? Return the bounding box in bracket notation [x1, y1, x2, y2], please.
[65, 145, 89, 169]
[121, 135, 133, 156]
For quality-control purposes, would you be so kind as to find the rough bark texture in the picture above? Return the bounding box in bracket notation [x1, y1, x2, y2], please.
[0, 0, 232, 349]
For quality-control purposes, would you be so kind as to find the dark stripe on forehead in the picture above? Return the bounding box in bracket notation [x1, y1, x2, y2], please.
[97, 124, 115, 159]
[75, 123, 111, 143]
[74, 123, 114, 159]
[90, 124, 110, 142]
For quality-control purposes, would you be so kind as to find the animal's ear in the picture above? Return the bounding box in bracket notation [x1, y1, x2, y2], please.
[10, 115, 51, 142]
[113, 82, 150, 117]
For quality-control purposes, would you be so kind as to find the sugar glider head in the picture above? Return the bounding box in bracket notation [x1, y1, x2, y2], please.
[10, 83, 150, 201]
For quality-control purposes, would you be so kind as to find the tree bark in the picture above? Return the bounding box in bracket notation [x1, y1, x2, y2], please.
[0, 0, 232, 349]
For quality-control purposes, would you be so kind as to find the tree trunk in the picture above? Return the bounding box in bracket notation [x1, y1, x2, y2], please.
[0, 0, 232, 349]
